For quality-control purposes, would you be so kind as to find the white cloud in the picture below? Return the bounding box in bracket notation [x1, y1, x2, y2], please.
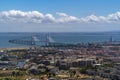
[56, 12, 80, 23]
[0, 10, 120, 24]
[56, 12, 68, 17]
[80, 15, 107, 23]
[80, 12, 120, 23]
[42, 14, 56, 23]
[107, 12, 120, 22]
[0, 10, 45, 23]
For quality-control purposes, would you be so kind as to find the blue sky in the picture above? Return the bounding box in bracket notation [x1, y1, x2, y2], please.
[1, 0, 120, 16]
[0, 0, 120, 32]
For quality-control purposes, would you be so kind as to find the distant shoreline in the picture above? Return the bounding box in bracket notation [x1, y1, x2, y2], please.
[0, 47, 28, 51]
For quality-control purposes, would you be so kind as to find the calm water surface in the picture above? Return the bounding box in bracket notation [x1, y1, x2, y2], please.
[0, 32, 120, 48]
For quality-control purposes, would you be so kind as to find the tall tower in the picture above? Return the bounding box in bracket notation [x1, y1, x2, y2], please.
[46, 34, 49, 46]
[109, 36, 113, 42]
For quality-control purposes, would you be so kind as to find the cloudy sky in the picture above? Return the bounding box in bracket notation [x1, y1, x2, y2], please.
[0, 0, 120, 32]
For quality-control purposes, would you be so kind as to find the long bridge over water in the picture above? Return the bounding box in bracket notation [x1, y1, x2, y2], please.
[8, 35, 56, 46]
[8, 35, 120, 49]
